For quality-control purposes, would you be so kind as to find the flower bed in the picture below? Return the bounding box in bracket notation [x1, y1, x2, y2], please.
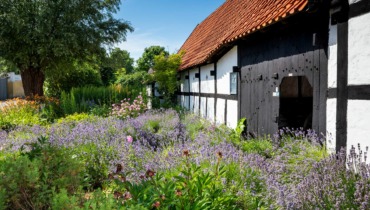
[0, 109, 369, 209]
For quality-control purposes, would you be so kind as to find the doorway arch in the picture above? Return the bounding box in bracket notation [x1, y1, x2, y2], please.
[278, 76, 313, 129]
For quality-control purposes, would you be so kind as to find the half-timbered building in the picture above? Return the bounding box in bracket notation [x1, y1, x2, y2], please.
[177, 0, 370, 153]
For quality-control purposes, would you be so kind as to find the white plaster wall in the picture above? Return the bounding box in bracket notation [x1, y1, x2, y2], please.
[193, 96, 199, 114]
[348, 12, 370, 85]
[328, 23, 338, 88]
[180, 95, 189, 110]
[326, 99, 337, 153]
[226, 100, 238, 128]
[217, 46, 238, 95]
[189, 68, 199, 92]
[147, 85, 153, 109]
[200, 63, 215, 93]
[207, 98, 215, 122]
[200, 97, 207, 118]
[216, 98, 225, 124]
[347, 100, 370, 162]
[183, 96, 190, 110]
[180, 71, 189, 92]
[189, 95, 194, 112]
[189, 96, 199, 114]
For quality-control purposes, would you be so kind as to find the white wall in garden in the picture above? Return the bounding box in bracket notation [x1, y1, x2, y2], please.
[347, 100, 370, 160]
[348, 12, 370, 85]
[226, 100, 238, 128]
[180, 95, 189, 110]
[180, 46, 238, 128]
[326, 98, 337, 153]
[189, 95, 199, 114]
[328, 23, 337, 88]
[207, 98, 215, 122]
[200, 63, 215, 93]
[200, 97, 207, 118]
[216, 98, 225, 124]
[189, 68, 199, 92]
[217, 46, 238, 95]
[346, 9, 370, 159]
[180, 71, 189, 92]
[326, 16, 338, 153]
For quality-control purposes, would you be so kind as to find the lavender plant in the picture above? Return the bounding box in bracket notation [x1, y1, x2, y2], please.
[1, 109, 369, 209]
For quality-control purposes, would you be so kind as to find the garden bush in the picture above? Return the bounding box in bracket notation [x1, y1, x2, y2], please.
[60, 85, 144, 115]
[111, 94, 147, 119]
[0, 136, 85, 209]
[0, 96, 60, 130]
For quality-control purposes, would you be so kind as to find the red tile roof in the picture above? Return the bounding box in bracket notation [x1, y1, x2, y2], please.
[179, 0, 309, 71]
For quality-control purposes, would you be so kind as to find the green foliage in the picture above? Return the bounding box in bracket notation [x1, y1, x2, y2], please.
[0, 57, 18, 73]
[56, 113, 97, 125]
[45, 59, 103, 97]
[228, 118, 273, 156]
[99, 48, 135, 86]
[51, 189, 81, 210]
[116, 71, 150, 87]
[0, 0, 133, 96]
[221, 163, 267, 209]
[0, 99, 44, 130]
[136, 46, 169, 72]
[230, 118, 246, 141]
[89, 104, 111, 117]
[183, 114, 212, 140]
[109, 153, 238, 209]
[152, 52, 183, 107]
[240, 138, 273, 156]
[0, 136, 85, 209]
[73, 143, 118, 190]
[60, 85, 135, 115]
[106, 48, 135, 74]
[99, 66, 116, 86]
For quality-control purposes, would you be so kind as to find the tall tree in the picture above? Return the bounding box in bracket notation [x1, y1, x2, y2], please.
[0, 0, 133, 96]
[100, 48, 134, 85]
[136, 46, 169, 72]
[107, 48, 134, 74]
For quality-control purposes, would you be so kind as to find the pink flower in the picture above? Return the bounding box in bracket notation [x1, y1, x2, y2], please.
[127, 136, 133, 143]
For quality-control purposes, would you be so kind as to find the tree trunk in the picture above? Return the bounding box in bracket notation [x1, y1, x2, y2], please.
[20, 67, 45, 97]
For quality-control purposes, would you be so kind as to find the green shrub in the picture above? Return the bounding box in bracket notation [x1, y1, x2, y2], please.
[57, 113, 96, 124]
[51, 189, 81, 210]
[183, 114, 212, 140]
[0, 98, 43, 129]
[0, 136, 85, 209]
[60, 85, 144, 115]
[73, 143, 118, 190]
[89, 104, 111, 117]
[107, 151, 238, 209]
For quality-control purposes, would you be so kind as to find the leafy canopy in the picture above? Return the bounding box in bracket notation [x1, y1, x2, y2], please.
[106, 48, 135, 74]
[0, 0, 133, 96]
[153, 52, 183, 102]
[136, 46, 169, 72]
[0, 0, 133, 71]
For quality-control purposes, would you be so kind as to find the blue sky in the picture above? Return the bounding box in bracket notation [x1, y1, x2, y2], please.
[114, 0, 225, 61]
